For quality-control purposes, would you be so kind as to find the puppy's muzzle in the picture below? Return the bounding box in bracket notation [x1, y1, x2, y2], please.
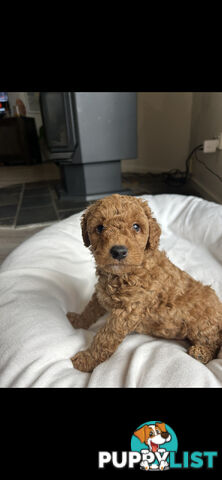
[110, 245, 128, 261]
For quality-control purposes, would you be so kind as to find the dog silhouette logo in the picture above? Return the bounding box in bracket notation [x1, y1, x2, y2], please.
[131, 421, 178, 471]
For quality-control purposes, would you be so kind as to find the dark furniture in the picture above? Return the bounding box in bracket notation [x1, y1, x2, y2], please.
[40, 92, 137, 201]
[0, 116, 41, 165]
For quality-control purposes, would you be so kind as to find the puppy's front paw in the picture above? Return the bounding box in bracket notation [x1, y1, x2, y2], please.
[140, 461, 149, 470]
[71, 350, 98, 372]
[67, 312, 86, 329]
[188, 345, 214, 364]
[159, 461, 169, 470]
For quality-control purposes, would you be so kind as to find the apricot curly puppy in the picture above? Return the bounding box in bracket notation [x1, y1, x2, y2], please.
[67, 194, 222, 372]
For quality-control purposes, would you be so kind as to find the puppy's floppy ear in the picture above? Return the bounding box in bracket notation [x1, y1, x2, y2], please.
[134, 425, 149, 443]
[155, 422, 167, 433]
[80, 199, 102, 247]
[139, 199, 161, 250]
[81, 208, 91, 247]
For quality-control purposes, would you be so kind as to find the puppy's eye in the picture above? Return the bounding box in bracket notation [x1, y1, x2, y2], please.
[156, 429, 160, 434]
[133, 223, 140, 232]
[96, 225, 104, 234]
[149, 432, 154, 437]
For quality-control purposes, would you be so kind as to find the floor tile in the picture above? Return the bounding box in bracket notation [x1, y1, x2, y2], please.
[58, 208, 84, 220]
[0, 184, 23, 195]
[23, 186, 50, 197]
[0, 193, 21, 206]
[0, 184, 22, 207]
[21, 194, 52, 208]
[16, 206, 58, 226]
[24, 181, 50, 189]
[0, 204, 17, 219]
[0, 217, 14, 226]
[55, 198, 89, 210]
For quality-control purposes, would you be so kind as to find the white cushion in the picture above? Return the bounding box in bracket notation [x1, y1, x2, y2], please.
[0, 194, 222, 387]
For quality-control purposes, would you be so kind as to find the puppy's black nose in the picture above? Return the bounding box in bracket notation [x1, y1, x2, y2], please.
[110, 245, 128, 261]
[161, 432, 169, 439]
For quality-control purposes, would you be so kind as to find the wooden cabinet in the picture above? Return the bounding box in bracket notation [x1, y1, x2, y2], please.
[0, 117, 41, 165]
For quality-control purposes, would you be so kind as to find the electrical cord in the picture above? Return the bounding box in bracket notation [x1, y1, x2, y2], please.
[123, 143, 222, 186]
[122, 144, 204, 186]
[164, 144, 204, 185]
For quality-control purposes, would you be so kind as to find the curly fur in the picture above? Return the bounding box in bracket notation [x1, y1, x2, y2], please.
[67, 194, 222, 372]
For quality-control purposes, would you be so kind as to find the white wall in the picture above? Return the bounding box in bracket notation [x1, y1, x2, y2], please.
[190, 92, 222, 203]
[122, 92, 193, 174]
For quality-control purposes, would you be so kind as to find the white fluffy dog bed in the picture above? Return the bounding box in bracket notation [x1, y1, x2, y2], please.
[0, 194, 222, 388]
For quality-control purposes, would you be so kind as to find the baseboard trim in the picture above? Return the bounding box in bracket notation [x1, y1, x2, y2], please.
[191, 177, 222, 204]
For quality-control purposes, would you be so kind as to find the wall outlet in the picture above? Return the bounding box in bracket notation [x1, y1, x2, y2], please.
[203, 139, 219, 153]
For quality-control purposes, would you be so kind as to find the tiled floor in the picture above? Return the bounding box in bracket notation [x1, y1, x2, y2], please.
[122, 172, 204, 198]
[0, 175, 205, 228]
[0, 181, 89, 227]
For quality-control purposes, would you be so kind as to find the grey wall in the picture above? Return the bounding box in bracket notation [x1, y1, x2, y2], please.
[123, 91, 222, 204]
[122, 92, 193, 174]
[190, 92, 222, 203]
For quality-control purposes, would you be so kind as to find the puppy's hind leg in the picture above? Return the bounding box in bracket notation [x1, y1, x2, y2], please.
[187, 325, 222, 364]
[67, 292, 106, 330]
